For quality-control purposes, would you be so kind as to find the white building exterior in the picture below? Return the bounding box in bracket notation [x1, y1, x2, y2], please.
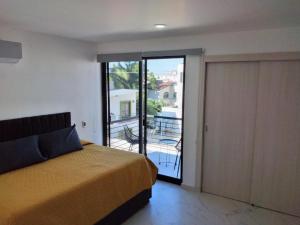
[175, 63, 184, 115]
[109, 89, 138, 121]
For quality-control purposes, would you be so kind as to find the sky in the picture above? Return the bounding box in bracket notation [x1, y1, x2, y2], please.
[147, 58, 183, 75]
[109, 58, 184, 75]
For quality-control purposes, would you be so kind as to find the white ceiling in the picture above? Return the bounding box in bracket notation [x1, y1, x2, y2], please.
[0, 0, 300, 43]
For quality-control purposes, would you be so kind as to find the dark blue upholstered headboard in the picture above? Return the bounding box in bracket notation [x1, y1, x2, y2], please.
[0, 112, 71, 142]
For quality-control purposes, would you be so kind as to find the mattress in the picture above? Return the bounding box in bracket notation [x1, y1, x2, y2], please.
[0, 144, 157, 225]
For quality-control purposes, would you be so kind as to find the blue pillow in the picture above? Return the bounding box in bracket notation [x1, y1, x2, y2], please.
[0, 135, 46, 174]
[39, 125, 82, 159]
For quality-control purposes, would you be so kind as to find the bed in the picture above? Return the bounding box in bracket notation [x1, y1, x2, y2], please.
[0, 112, 157, 225]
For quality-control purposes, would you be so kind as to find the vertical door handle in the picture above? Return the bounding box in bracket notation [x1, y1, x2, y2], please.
[205, 124, 208, 132]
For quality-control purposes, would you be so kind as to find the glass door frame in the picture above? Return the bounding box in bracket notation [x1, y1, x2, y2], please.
[101, 56, 186, 185]
[143, 56, 186, 185]
[101, 61, 144, 154]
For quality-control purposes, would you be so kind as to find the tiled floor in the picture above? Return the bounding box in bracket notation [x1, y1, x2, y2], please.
[110, 138, 181, 178]
[123, 181, 300, 225]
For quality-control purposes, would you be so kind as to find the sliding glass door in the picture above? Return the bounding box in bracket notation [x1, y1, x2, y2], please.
[144, 57, 185, 183]
[102, 57, 185, 183]
[103, 60, 143, 153]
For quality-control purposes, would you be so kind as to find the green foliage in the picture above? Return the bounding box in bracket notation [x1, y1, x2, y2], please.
[110, 62, 140, 89]
[110, 62, 158, 90]
[147, 72, 157, 90]
[110, 62, 162, 115]
[147, 99, 165, 115]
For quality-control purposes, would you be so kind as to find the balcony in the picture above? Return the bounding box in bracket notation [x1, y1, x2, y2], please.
[108, 115, 182, 178]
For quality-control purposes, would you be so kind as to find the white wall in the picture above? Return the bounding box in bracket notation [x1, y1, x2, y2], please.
[182, 55, 202, 188]
[98, 27, 300, 55]
[97, 26, 300, 188]
[0, 26, 102, 144]
[2, 25, 299, 188]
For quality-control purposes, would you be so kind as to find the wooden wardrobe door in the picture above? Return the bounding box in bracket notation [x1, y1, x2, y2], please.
[251, 61, 300, 216]
[203, 62, 259, 202]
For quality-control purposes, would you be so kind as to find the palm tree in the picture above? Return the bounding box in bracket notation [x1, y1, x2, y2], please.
[110, 62, 157, 90]
[110, 62, 163, 115]
[110, 62, 139, 89]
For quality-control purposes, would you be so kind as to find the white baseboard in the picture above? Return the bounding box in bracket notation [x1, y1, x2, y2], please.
[181, 184, 200, 192]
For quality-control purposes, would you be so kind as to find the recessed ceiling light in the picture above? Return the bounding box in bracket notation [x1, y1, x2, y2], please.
[154, 24, 167, 29]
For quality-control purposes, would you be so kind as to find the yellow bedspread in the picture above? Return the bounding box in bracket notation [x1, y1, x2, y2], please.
[0, 144, 157, 225]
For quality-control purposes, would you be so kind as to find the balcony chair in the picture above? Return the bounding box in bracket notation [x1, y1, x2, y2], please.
[158, 137, 182, 177]
[123, 125, 139, 151]
[174, 138, 182, 177]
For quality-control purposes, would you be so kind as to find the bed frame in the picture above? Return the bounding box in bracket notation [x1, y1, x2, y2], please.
[0, 112, 152, 225]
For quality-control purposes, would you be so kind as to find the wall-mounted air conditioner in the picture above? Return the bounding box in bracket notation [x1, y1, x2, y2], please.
[0, 40, 22, 63]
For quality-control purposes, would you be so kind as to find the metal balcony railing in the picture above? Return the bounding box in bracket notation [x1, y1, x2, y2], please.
[108, 115, 182, 151]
